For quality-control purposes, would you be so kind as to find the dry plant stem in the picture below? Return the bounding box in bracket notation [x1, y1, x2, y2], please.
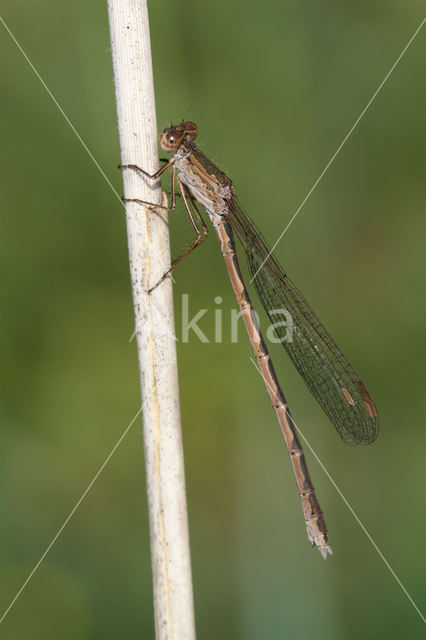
[107, 1, 196, 638]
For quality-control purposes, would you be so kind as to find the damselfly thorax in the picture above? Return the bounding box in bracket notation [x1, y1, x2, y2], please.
[173, 143, 234, 219]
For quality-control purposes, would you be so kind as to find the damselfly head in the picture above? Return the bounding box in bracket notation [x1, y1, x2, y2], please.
[159, 121, 198, 152]
[181, 121, 198, 142]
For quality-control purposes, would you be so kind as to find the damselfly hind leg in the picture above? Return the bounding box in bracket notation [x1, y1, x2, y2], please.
[120, 161, 209, 292]
[148, 180, 209, 293]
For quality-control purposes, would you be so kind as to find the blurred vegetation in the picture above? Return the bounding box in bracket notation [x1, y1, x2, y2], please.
[0, 2, 425, 638]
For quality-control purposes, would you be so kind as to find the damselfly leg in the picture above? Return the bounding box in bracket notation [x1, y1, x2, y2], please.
[120, 161, 209, 293]
[120, 160, 176, 211]
[148, 179, 209, 293]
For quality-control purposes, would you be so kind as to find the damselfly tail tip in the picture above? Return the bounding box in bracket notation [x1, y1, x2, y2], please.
[307, 520, 332, 558]
[319, 544, 333, 559]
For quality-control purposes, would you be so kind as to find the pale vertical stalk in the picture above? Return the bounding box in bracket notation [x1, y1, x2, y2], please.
[107, 2, 196, 638]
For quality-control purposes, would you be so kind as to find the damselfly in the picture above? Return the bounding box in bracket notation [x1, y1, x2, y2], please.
[120, 121, 379, 558]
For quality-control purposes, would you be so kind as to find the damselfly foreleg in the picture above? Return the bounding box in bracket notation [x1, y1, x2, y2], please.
[119, 157, 174, 180]
[120, 160, 176, 211]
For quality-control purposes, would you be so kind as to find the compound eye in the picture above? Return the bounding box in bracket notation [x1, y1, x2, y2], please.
[182, 121, 198, 142]
[161, 130, 180, 152]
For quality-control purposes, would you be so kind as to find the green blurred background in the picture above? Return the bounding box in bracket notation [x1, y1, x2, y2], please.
[1, 2, 425, 638]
